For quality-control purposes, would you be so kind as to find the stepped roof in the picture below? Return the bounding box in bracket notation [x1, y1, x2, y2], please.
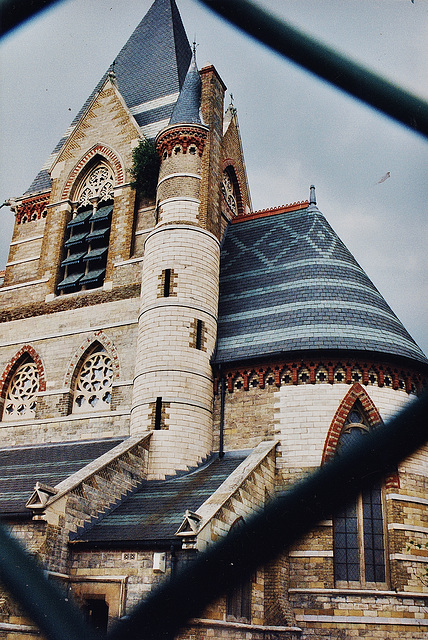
[73, 452, 247, 546]
[216, 195, 428, 367]
[0, 438, 124, 516]
[25, 0, 191, 196]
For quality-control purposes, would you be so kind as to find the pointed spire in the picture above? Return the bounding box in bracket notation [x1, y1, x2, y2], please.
[169, 45, 202, 125]
[24, 0, 192, 195]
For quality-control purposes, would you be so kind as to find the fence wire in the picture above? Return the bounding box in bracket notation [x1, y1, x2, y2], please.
[0, 1, 427, 639]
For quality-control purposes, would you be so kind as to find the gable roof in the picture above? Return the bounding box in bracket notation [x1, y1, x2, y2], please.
[72, 451, 247, 546]
[216, 200, 428, 367]
[0, 438, 124, 516]
[25, 0, 191, 197]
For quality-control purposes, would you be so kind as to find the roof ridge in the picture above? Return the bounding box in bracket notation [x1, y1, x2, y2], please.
[24, 0, 191, 197]
[232, 200, 309, 223]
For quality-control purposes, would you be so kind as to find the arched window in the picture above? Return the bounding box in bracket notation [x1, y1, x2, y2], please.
[73, 346, 113, 413]
[226, 517, 252, 623]
[2, 357, 39, 421]
[57, 161, 114, 294]
[333, 404, 387, 586]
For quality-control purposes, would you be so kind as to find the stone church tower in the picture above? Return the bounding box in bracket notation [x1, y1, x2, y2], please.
[0, 1, 426, 638]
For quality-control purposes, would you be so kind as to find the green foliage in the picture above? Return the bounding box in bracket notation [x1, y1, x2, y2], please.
[130, 138, 160, 198]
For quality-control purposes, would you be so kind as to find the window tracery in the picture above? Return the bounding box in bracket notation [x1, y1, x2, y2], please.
[221, 170, 238, 215]
[2, 360, 38, 421]
[73, 347, 113, 413]
[333, 405, 387, 587]
[58, 161, 114, 294]
[78, 164, 114, 207]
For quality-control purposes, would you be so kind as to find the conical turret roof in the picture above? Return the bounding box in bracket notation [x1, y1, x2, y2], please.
[216, 196, 428, 367]
[25, 0, 191, 196]
[169, 48, 202, 125]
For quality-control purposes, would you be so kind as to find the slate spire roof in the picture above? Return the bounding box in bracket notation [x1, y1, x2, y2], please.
[169, 45, 202, 125]
[25, 0, 191, 196]
[216, 192, 428, 367]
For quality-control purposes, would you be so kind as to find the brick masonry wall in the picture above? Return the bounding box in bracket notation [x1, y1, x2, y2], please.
[199, 66, 225, 239]
[222, 114, 251, 216]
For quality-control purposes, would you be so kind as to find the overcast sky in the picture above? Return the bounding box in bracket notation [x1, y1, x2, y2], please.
[0, 0, 427, 356]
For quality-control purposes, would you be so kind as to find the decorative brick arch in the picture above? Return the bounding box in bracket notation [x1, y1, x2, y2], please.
[0, 345, 46, 400]
[61, 144, 125, 200]
[222, 159, 244, 216]
[321, 383, 399, 488]
[64, 331, 120, 390]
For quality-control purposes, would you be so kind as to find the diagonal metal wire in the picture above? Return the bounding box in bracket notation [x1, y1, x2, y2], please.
[106, 391, 428, 640]
[0, 2, 427, 640]
[198, 0, 428, 139]
[0, 0, 64, 38]
[0, 525, 100, 640]
[1, 392, 426, 640]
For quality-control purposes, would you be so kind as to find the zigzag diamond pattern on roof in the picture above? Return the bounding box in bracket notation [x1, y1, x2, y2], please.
[216, 204, 428, 366]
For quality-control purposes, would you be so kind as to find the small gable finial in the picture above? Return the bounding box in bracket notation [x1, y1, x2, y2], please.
[310, 184, 317, 205]
[108, 59, 117, 82]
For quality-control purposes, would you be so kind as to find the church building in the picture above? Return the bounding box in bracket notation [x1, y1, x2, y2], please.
[0, 1, 427, 638]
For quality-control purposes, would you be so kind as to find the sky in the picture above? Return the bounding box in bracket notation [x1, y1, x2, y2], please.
[0, 0, 427, 356]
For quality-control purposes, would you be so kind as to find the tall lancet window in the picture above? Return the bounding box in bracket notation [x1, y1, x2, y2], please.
[2, 357, 39, 421]
[57, 161, 114, 294]
[333, 404, 387, 586]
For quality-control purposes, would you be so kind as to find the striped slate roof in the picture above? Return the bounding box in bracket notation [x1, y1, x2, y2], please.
[25, 0, 191, 196]
[215, 199, 428, 367]
[73, 452, 247, 546]
[0, 438, 124, 516]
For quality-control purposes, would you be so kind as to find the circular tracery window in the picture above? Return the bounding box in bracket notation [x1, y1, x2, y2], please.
[73, 349, 113, 413]
[3, 360, 38, 421]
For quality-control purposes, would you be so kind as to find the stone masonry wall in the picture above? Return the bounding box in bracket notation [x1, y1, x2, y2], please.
[0, 297, 139, 444]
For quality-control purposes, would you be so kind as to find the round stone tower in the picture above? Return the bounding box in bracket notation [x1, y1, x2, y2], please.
[130, 54, 224, 478]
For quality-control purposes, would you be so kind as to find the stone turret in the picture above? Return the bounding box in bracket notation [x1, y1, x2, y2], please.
[130, 53, 226, 478]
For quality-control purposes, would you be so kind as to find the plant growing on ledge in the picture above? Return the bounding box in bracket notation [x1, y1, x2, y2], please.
[130, 138, 160, 198]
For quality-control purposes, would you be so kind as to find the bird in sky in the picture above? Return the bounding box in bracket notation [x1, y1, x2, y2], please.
[376, 171, 391, 184]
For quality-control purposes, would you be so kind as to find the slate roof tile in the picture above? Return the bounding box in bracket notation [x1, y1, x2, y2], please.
[74, 452, 247, 545]
[216, 205, 428, 366]
[0, 438, 124, 516]
[24, 0, 191, 197]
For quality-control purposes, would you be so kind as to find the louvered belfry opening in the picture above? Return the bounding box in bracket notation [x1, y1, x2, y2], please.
[57, 162, 114, 294]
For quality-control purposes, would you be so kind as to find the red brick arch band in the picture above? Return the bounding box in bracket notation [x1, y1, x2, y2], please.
[61, 144, 124, 200]
[0, 345, 46, 399]
[321, 383, 399, 488]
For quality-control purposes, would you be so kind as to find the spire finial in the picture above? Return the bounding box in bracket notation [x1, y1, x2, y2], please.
[192, 39, 198, 59]
[310, 184, 316, 206]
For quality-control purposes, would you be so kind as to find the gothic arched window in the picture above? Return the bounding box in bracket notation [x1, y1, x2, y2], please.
[58, 161, 114, 294]
[333, 405, 387, 586]
[73, 346, 113, 413]
[2, 357, 38, 421]
[226, 517, 252, 623]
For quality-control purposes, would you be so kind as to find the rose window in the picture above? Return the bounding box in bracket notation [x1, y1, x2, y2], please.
[73, 349, 113, 413]
[3, 360, 38, 421]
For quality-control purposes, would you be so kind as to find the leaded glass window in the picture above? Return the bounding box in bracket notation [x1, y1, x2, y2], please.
[58, 162, 114, 294]
[333, 405, 386, 586]
[2, 359, 38, 421]
[73, 347, 113, 413]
